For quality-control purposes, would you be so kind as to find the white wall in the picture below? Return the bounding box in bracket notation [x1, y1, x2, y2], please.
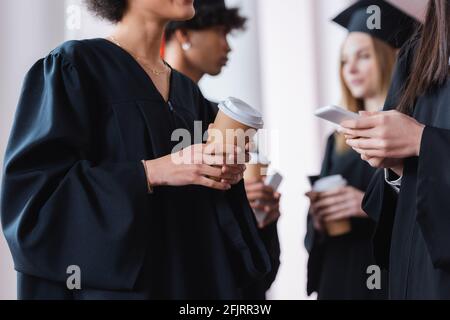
[257, 0, 317, 299]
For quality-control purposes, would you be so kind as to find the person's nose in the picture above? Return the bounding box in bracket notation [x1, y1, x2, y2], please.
[347, 58, 358, 74]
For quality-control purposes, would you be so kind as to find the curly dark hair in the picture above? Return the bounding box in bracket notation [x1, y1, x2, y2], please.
[165, 7, 247, 41]
[85, 0, 128, 23]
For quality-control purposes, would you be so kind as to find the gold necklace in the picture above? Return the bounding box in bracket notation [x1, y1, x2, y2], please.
[108, 36, 168, 76]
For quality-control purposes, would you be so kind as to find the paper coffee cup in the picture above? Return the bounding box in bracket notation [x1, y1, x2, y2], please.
[313, 175, 351, 237]
[244, 153, 270, 180]
[208, 97, 264, 153]
[244, 163, 269, 180]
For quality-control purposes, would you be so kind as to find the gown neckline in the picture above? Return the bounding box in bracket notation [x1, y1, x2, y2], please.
[98, 38, 175, 105]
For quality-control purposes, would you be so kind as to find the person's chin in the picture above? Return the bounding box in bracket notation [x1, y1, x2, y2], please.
[172, 1, 195, 20]
[208, 68, 223, 77]
[185, 7, 196, 19]
[174, 9, 195, 21]
[349, 88, 367, 99]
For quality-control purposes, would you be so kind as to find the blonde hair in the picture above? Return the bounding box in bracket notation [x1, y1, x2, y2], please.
[336, 36, 397, 152]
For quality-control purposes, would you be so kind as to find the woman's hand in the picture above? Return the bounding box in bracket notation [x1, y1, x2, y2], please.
[359, 155, 404, 176]
[206, 123, 250, 185]
[144, 143, 247, 191]
[307, 186, 367, 224]
[245, 177, 281, 229]
[339, 110, 425, 170]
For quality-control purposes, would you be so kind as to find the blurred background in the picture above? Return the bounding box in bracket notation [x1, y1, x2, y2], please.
[0, 0, 427, 300]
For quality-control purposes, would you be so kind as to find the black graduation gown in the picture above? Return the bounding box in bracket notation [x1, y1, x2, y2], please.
[0, 39, 271, 300]
[305, 134, 388, 300]
[363, 39, 450, 299]
[204, 101, 281, 300]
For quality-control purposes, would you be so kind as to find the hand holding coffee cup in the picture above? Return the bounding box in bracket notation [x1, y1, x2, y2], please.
[205, 125, 250, 183]
[245, 178, 281, 229]
[202, 142, 249, 185]
[312, 186, 367, 229]
[308, 175, 352, 237]
[144, 143, 246, 192]
[208, 97, 264, 165]
[244, 154, 283, 228]
[207, 97, 263, 182]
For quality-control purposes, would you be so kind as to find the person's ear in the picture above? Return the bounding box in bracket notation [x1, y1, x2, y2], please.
[175, 29, 192, 51]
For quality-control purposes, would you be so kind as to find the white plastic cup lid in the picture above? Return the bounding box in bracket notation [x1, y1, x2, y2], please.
[218, 97, 264, 129]
[313, 175, 347, 192]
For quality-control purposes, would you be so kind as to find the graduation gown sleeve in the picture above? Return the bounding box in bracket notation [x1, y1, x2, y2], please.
[258, 222, 280, 290]
[1, 52, 150, 291]
[362, 169, 398, 269]
[416, 126, 450, 271]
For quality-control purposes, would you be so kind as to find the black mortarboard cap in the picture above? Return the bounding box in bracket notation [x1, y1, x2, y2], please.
[332, 0, 419, 48]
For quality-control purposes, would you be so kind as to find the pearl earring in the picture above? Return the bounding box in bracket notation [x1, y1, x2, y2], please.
[182, 42, 192, 51]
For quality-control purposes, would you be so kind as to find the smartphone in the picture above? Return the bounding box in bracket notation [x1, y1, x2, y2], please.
[314, 105, 360, 125]
[265, 172, 283, 191]
[254, 172, 283, 225]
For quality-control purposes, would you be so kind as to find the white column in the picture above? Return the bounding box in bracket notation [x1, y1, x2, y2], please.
[257, 0, 318, 300]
